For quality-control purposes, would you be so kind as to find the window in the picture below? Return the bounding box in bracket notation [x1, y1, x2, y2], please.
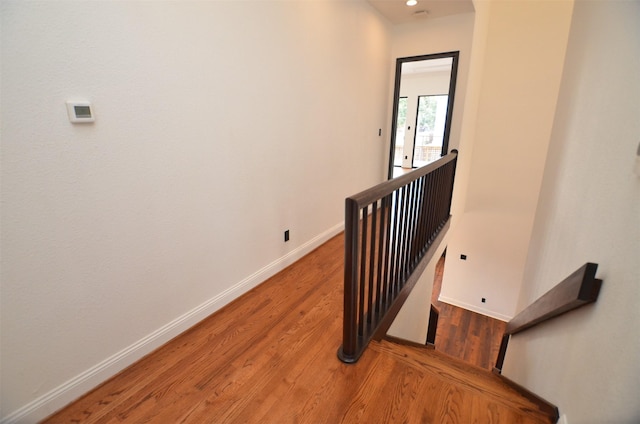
[393, 97, 408, 167]
[413, 95, 449, 167]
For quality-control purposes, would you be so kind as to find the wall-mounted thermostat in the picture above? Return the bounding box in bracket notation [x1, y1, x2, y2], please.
[66, 101, 95, 123]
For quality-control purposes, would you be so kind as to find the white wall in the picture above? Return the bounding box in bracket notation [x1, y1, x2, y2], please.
[439, 0, 574, 321]
[387, 241, 447, 342]
[0, 1, 391, 421]
[503, 1, 640, 422]
[385, 13, 475, 343]
[400, 70, 451, 98]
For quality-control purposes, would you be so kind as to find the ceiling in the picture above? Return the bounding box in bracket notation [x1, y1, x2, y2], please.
[366, 0, 474, 25]
[402, 57, 453, 75]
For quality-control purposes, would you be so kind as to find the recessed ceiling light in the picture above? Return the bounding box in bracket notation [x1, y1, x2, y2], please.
[406, 0, 418, 6]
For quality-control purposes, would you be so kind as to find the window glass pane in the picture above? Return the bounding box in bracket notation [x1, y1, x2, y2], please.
[413, 95, 448, 167]
[394, 97, 408, 167]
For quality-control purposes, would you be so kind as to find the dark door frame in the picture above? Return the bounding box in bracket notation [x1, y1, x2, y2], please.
[387, 51, 460, 180]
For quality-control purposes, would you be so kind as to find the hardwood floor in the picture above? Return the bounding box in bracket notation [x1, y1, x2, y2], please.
[431, 253, 507, 371]
[43, 234, 552, 423]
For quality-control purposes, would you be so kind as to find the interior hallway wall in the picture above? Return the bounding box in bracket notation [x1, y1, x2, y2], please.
[503, 1, 640, 422]
[439, 0, 574, 321]
[0, 1, 391, 421]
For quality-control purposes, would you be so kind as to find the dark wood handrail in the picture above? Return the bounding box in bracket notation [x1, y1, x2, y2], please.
[494, 262, 602, 372]
[338, 151, 458, 364]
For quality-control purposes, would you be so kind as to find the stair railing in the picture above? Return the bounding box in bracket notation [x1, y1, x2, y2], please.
[494, 262, 603, 373]
[338, 151, 458, 363]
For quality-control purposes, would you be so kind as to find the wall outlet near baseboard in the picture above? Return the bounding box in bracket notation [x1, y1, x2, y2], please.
[284, 230, 290, 242]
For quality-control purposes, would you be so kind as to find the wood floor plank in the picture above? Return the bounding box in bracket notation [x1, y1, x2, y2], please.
[378, 362, 427, 423]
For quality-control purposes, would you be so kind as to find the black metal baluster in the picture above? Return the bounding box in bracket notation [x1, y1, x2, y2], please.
[367, 203, 378, 332]
[358, 207, 368, 340]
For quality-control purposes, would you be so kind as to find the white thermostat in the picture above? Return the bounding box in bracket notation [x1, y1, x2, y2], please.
[66, 101, 95, 123]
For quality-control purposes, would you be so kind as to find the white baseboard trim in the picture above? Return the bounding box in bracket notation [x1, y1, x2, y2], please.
[437, 295, 512, 322]
[1, 223, 344, 424]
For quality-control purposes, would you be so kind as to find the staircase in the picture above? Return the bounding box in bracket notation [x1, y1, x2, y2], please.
[368, 339, 557, 423]
[336, 152, 564, 423]
[42, 232, 557, 424]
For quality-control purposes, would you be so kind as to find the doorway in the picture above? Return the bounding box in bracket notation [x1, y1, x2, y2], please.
[388, 52, 459, 179]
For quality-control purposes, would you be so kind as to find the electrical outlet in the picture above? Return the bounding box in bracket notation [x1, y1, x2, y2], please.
[284, 230, 290, 242]
[481, 298, 486, 303]
[460, 254, 467, 260]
